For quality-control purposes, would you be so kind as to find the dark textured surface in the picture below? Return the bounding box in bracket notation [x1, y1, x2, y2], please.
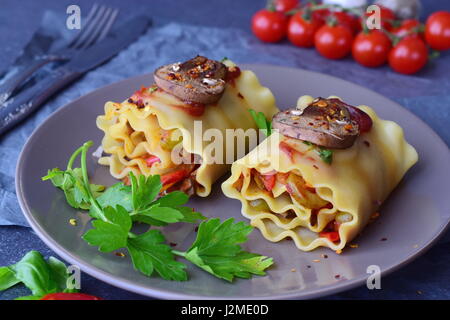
[0, 0, 449, 300]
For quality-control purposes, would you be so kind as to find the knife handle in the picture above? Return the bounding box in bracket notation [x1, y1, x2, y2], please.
[0, 55, 62, 105]
[0, 68, 81, 136]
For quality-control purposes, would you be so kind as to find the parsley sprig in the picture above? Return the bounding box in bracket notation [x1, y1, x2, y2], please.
[0, 251, 77, 300]
[42, 141, 273, 282]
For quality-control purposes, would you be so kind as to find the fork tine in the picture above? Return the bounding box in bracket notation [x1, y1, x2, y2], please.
[71, 5, 107, 49]
[96, 8, 119, 42]
[67, 3, 99, 48]
[78, 7, 113, 49]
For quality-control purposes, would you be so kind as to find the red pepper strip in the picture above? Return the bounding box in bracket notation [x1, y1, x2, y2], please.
[261, 174, 276, 192]
[279, 141, 295, 160]
[41, 293, 102, 300]
[161, 169, 189, 186]
[145, 155, 161, 167]
[319, 231, 340, 242]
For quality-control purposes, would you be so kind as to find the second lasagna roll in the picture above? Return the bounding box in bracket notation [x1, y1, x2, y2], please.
[97, 57, 278, 196]
[222, 95, 418, 252]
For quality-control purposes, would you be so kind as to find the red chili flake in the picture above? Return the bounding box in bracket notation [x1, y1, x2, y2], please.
[237, 92, 244, 99]
[313, 165, 319, 170]
[364, 140, 371, 147]
[225, 66, 241, 86]
[308, 122, 314, 126]
[335, 274, 340, 279]
[344, 124, 353, 131]
[169, 242, 177, 247]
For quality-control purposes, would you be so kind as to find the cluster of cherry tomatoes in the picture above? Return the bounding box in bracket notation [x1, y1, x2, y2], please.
[251, 0, 450, 75]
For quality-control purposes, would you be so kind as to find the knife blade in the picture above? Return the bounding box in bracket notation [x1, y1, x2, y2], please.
[0, 15, 151, 136]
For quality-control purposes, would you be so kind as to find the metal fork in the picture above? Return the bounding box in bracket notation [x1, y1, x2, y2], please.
[0, 4, 119, 104]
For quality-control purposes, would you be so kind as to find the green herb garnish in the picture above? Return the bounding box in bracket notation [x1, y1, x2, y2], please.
[40, 141, 273, 282]
[249, 109, 272, 136]
[0, 251, 77, 300]
[318, 147, 333, 164]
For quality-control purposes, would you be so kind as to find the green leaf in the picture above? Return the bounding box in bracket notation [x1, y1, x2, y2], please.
[96, 183, 133, 212]
[249, 109, 271, 136]
[318, 148, 333, 164]
[42, 168, 105, 210]
[83, 206, 132, 252]
[185, 249, 273, 282]
[185, 218, 273, 282]
[14, 295, 42, 300]
[177, 207, 207, 223]
[47, 257, 70, 292]
[127, 230, 187, 281]
[154, 191, 189, 207]
[10, 251, 58, 297]
[130, 172, 162, 211]
[137, 205, 184, 224]
[0, 267, 20, 291]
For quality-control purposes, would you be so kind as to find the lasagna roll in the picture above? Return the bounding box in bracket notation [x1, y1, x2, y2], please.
[222, 95, 418, 252]
[97, 56, 278, 196]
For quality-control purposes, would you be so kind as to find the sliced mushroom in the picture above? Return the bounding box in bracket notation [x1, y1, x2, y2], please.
[272, 98, 361, 149]
[154, 55, 228, 105]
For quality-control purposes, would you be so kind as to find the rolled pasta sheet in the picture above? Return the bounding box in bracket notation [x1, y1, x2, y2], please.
[97, 60, 278, 196]
[222, 95, 418, 251]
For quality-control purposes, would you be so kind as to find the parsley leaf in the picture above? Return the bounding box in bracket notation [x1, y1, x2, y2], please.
[96, 183, 133, 211]
[83, 205, 132, 252]
[1, 251, 77, 300]
[302, 141, 333, 164]
[249, 109, 272, 136]
[0, 267, 20, 291]
[42, 167, 104, 210]
[184, 218, 273, 282]
[127, 230, 187, 281]
[318, 147, 333, 164]
[129, 172, 161, 211]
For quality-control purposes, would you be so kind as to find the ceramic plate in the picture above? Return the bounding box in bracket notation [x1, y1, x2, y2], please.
[16, 64, 450, 299]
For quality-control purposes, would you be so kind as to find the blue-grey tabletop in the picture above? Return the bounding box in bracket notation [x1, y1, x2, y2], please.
[0, 0, 449, 300]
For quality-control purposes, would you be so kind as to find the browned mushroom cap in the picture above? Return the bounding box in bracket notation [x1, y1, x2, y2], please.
[272, 98, 360, 149]
[154, 56, 228, 105]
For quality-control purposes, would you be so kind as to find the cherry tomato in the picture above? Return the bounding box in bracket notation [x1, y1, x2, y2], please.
[274, 0, 299, 13]
[333, 11, 361, 34]
[388, 37, 428, 75]
[308, 5, 329, 25]
[251, 9, 288, 43]
[41, 293, 102, 300]
[314, 24, 353, 59]
[425, 11, 450, 51]
[392, 19, 423, 39]
[352, 30, 392, 67]
[288, 12, 323, 47]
